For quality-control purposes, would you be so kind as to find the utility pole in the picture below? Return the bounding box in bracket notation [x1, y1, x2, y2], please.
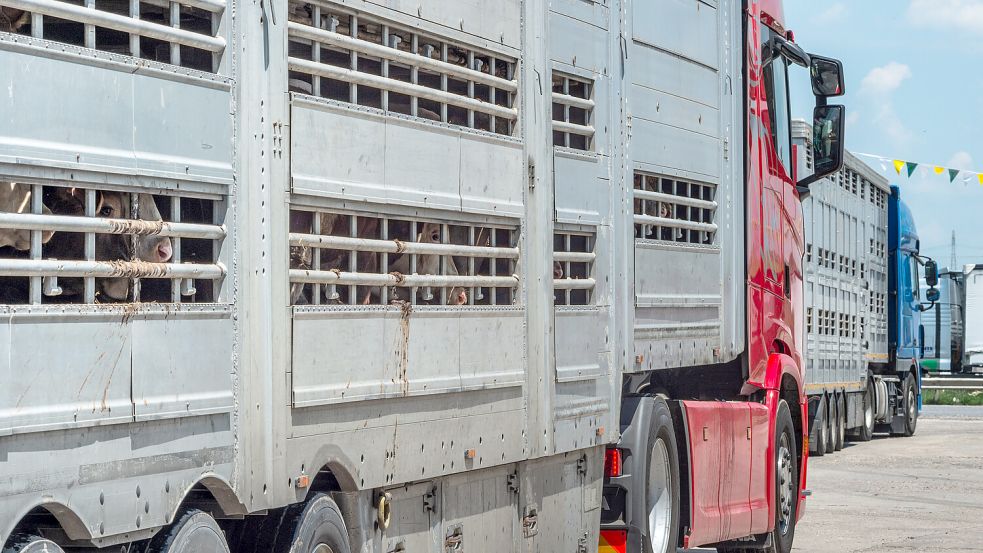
[951, 230, 958, 270]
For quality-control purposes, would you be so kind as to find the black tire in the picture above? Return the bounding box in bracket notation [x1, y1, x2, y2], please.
[810, 397, 827, 458]
[832, 394, 845, 452]
[275, 494, 351, 553]
[851, 380, 875, 442]
[893, 374, 918, 438]
[146, 509, 230, 553]
[3, 534, 65, 553]
[823, 397, 835, 455]
[641, 397, 681, 553]
[765, 400, 799, 553]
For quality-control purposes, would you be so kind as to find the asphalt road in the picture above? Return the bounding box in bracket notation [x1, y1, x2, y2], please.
[792, 405, 983, 552]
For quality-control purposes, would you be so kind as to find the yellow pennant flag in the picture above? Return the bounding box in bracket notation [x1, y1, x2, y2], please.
[979, 173, 983, 185]
[934, 166, 945, 175]
[893, 160, 906, 174]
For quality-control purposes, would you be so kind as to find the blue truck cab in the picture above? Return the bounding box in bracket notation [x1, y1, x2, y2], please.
[884, 186, 938, 434]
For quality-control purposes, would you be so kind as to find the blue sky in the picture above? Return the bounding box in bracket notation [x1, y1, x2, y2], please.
[786, 1, 983, 269]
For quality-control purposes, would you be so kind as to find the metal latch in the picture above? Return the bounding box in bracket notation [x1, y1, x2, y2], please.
[423, 489, 437, 513]
[522, 508, 539, 538]
[576, 455, 588, 477]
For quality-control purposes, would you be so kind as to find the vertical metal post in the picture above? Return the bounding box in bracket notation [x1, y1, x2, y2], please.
[349, 214, 357, 305]
[439, 223, 449, 305]
[84, 189, 96, 303]
[440, 43, 448, 123]
[84, 0, 95, 49]
[171, 196, 182, 303]
[489, 56, 497, 133]
[489, 227, 497, 306]
[349, 14, 358, 104]
[379, 217, 388, 305]
[380, 24, 389, 111]
[312, 5, 321, 97]
[563, 77, 571, 148]
[312, 211, 321, 305]
[466, 50, 475, 129]
[563, 233, 571, 306]
[29, 184, 43, 305]
[169, 1, 181, 66]
[468, 226, 476, 305]
[129, 0, 140, 57]
[30, 13, 43, 38]
[410, 33, 418, 117]
[409, 220, 418, 305]
[131, 193, 141, 302]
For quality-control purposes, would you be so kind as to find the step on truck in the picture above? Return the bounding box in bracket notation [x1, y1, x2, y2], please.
[599, 2, 846, 552]
[792, 125, 941, 450]
[0, 1, 842, 553]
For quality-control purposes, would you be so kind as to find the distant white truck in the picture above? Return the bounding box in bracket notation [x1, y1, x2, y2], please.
[922, 264, 983, 374]
[964, 265, 983, 371]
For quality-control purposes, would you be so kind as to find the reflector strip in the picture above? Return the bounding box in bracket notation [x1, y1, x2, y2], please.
[598, 529, 627, 553]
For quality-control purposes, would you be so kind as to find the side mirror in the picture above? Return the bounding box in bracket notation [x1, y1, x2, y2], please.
[810, 55, 845, 97]
[924, 260, 939, 287]
[926, 288, 940, 303]
[797, 105, 846, 190]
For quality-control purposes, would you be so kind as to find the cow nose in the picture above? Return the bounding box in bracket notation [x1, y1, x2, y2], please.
[157, 239, 173, 263]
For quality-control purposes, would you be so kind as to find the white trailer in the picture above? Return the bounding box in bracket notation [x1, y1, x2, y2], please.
[0, 1, 616, 551]
[963, 265, 983, 371]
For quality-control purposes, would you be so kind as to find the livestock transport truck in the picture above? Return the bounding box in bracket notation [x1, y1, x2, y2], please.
[0, 1, 846, 553]
[792, 123, 941, 452]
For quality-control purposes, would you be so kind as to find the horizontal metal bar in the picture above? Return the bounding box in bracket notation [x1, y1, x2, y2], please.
[288, 57, 518, 120]
[553, 278, 595, 290]
[551, 120, 595, 137]
[288, 21, 516, 93]
[633, 214, 718, 233]
[140, 0, 226, 13]
[289, 269, 519, 288]
[0, 213, 226, 239]
[2, 0, 226, 52]
[551, 91, 594, 111]
[633, 189, 718, 210]
[290, 233, 519, 259]
[553, 251, 595, 263]
[0, 258, 225, 279]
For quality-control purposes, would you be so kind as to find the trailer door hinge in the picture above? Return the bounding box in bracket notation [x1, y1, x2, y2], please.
[423, 489, 437, 513]
[576, 455, 588, 477]
[506, 472, 519, 495]
[527, 158, 536, 190]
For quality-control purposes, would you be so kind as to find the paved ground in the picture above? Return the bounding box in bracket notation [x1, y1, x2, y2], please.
[792, 405, 983, 552]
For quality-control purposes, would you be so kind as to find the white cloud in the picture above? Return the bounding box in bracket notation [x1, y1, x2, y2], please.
[858, 63, 914, 147]
[845, 110, 861, 128]
[817, 3, 847, 23]
[860, 62, 912, 97]
[908, 0, 983, 33]
[948, 151, 974, 170]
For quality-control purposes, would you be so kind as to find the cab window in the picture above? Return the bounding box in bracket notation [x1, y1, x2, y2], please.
[761, 25, 793, 177]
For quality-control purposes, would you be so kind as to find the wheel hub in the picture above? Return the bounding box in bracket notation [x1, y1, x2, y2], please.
[777, 434, 794, 536]
[647, 438, 673, 551]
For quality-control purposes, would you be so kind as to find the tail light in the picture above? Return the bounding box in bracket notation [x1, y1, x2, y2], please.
[598, 529, 627, 553]
[604, 448, 622, 478]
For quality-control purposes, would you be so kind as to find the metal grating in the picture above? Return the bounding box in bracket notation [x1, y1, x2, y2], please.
[551, 72, 594, 151]
[289, 209, 519, 307]
[0, 0, 226, 72]
[633, 172, 717, 245]
[552, 231, 596, 306]
[286, 2, 517, 135]
[0, 182, 225, 304]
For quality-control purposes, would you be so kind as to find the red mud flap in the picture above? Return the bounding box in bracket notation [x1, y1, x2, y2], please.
[598, 529, 627, 553]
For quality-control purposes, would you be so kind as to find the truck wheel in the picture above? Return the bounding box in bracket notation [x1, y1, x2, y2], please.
[822, 397, 834, 455]
[893, 374, 918, 438]
[810, 397, 827, 457]
[832, 394, 845, 452]
[767, 400, 799, 553]
[642, 397, 680, 553]
[146, 509, 230, 553]
[274, 493, 351, 553]
[3, 534, 65, 553]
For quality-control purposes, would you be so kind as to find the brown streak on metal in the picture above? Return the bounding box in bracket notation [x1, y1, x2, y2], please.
[393, 238, 406, 253]
[389, 271, 405, 285]
[107, 218, 166, 236]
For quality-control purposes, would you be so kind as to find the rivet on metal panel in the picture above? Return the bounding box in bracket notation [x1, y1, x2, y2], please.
[702, 427, 709, 441]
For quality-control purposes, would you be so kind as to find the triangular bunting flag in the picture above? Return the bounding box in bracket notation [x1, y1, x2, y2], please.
[893, 160, 906, 174]
[906, 162, 919, 178]
[979, 173, 983, 186]
[949, 169, 960, 183]
[934, 166, 945, 175]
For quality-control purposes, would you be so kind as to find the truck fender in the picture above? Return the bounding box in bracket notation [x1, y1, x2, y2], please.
[616, 395, 690, 548]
